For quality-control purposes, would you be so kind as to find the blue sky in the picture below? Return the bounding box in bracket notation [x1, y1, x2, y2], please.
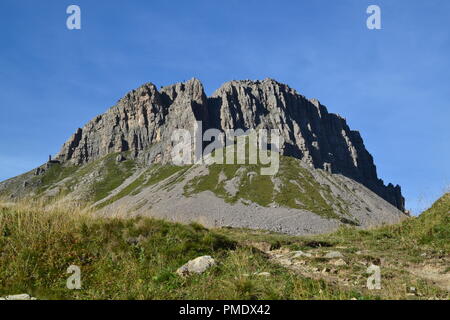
[0, 0, 449, 213]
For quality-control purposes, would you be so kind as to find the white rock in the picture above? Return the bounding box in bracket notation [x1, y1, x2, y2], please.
[324, 251, 344, 259]
[292, 250, 312, 258]
[331, 258, 347, 266]
[243, 272, 271, 277]
[176, 256, 216, 277]
[0, 294, 36, 300]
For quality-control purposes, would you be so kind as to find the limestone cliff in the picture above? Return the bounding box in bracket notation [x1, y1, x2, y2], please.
[53, 78, 404, 211]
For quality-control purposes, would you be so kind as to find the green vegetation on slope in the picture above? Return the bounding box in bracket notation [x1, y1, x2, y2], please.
[413, 193, 450, 249]
[184, 155, 342, 219]
[223, 194, 449, 259]
[35, 164, 79, 194]
[96, 165, 190, 209]
[217, 194, 450, 299]
[90, 154, 136, 202]
[274, 157, 339, 219]
[266, 193, 450, 265]
[184, 163, 275, 206]
[0, 202, 365, 300]
[26, 153, 138, 203]
[1, 194, 448, 300]
[1, 148, 349, 222]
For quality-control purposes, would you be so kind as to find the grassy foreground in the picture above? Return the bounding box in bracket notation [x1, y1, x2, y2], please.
[0, 194, 448, 300]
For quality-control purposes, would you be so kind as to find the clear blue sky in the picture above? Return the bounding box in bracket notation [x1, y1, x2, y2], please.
[0, 0, 449, 214]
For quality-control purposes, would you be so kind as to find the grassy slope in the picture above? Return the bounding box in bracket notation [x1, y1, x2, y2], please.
[5, 153, 138, 203]
[184, 156, 345, 220]
[0, 202, 357, 300]
[221, 194, 449, 299]
[0, 194, 448, 300]
[96, 165, 190, 209]
[5, 151, 350, 221]
[325, 192, 450, 254]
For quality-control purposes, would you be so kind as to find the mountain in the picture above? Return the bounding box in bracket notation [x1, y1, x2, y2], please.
[0, 78, 407, 235]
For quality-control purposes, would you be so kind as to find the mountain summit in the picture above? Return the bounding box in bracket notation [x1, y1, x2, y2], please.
[0, 78, 407, 235]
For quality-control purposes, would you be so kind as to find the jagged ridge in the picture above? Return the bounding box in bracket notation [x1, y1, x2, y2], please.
[53, 78, 404, 211]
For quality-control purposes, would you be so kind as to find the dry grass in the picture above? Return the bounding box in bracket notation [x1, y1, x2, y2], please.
[0, 195, 448, 300]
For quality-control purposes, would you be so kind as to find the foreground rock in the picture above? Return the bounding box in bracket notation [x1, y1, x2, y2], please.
[292, 250, 313, 258]
[176, 256, 216, 277]
[0, 294, 36, 300]
[331, 258, 347, 266]
[324, 251, 344, 259]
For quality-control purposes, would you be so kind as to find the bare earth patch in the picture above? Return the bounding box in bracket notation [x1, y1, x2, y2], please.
[409, 263, 450, 292]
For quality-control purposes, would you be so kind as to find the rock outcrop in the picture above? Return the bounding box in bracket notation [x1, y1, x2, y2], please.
[53, 78, 404, 211]
[56, 79, 209, 166]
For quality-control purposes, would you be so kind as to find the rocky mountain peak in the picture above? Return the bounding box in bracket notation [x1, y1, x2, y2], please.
[51, 78, 404, 211]
[161, 78, 206, 105]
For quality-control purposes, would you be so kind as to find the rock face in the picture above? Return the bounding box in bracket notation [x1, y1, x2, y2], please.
[56, 79, 209, 166]
[54, 78, 404, 211]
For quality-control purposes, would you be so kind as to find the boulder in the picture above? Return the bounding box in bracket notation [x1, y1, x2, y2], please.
[0, 294, 36, 300]
[324, 251, 344, 259]
[331, 258, 347, 266]
[176, 256, 216, 277]
[292, 250, 312, 258]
